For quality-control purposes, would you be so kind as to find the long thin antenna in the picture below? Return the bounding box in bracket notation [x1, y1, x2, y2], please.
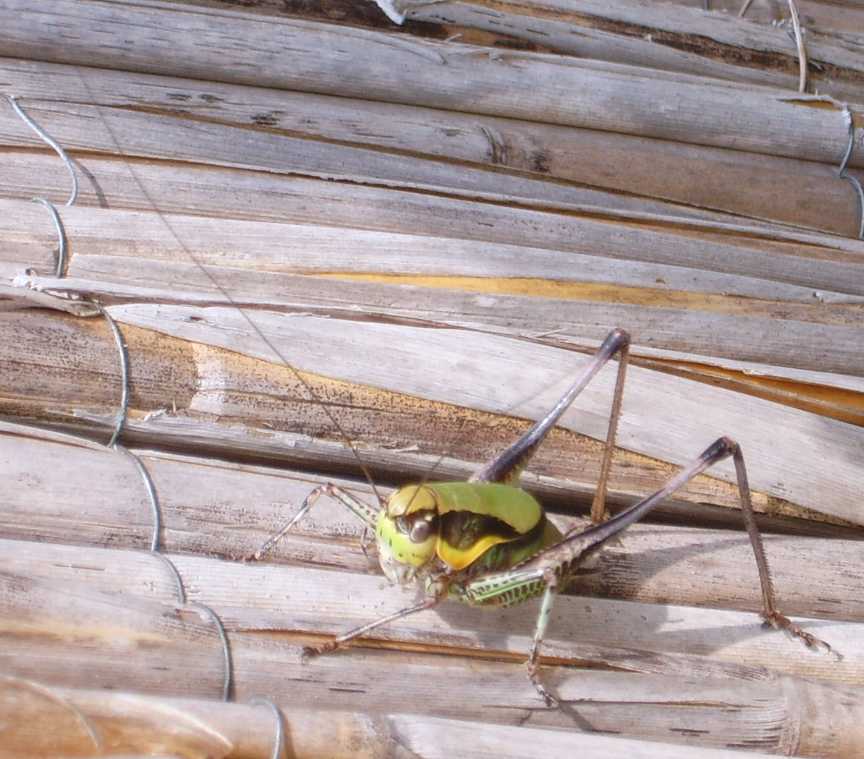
[407, 334, 622, 511]
[68, 76, 385, 505]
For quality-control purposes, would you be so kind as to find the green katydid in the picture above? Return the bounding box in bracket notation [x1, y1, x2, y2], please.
[253, 328, 833, 706]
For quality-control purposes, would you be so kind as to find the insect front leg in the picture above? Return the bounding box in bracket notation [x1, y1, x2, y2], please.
[303, 593, 444, 658]
[470, 328, 630, 524]
[250, 482, 380, 561]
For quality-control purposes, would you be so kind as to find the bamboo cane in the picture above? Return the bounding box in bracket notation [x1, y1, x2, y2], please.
[0, 423, 861, 614]
[2, 557, 864, 755]
[1, 306, 862, 523]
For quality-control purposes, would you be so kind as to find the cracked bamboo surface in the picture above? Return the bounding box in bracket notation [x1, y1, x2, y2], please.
[179, 0, 864, 42]
[1, 523, 863, 754]
[5, 534, 864, 685]
[2, 432, 863, 755]
[1, 424, 862, 618]
[2, 304, 863, 524]
[662, 0, 864, 37]
[4, 195, 864, 376]
[375, 0, 864, 100]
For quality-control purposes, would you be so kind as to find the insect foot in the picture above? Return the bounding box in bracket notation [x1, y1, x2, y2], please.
[526, 659, 560, 708]
[301, 641, 338, 662]
[762, 611, 842, 660]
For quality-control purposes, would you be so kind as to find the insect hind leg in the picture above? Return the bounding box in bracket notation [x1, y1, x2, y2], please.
[470, 329, 630, 527]
[726, 442, 837, 657]
[564, 437, 837, 657]
[526, 570, 561, 707]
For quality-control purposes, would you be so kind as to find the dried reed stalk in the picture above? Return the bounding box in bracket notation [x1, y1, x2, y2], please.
[2, 549, 864, 755]
[1, 55, 859, 236]
[375, 0, 864, 101]
[0, 678, 808, 759]
[1, 303, 863, 524]
[0, 0, 860, 168]
[0, 423, 861, 615]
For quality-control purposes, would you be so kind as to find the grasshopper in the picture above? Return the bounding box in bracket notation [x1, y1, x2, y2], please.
[253, 328, 831, 706]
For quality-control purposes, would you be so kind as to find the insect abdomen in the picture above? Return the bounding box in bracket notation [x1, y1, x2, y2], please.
[470, 518, 562, 574]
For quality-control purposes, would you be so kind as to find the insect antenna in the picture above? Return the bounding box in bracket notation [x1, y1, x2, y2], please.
[404, 327, 629, 517]
[402, 443, 460, 512]
[398, 359, 557, 511]
[73, 81, 385, 506]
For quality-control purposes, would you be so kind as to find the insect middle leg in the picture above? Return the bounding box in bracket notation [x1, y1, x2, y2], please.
[470, 328, 630, 524]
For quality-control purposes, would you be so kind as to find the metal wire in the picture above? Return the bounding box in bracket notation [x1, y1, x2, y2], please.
[736, 2, 807, 92]
[112, 443, 163, 553]
[96, 306, 131, 448]
[189, 602, 234, 701]
[7, 96, 77, 277]
[98, 308, 235, 702]
[247, 697, 286, 759]
[8, 80, 239, 714]
[786, 0, 808, 94]
[113, 438, 234, 701]
[7, 94, 79, 206]
[838, 107, 864, 240]
[30, 197, 68, 277]
[149, 548, 188, 604]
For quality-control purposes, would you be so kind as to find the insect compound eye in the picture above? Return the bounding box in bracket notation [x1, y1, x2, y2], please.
[395, 516, 409, 534]
[409, 518, 432, 544]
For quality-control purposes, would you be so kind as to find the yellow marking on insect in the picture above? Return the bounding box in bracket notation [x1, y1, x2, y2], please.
[437, 532, 513, 571]
[384, 483, 545, 571]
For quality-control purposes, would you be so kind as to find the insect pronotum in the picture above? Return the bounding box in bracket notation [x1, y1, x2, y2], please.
[252, 327, 833, 706]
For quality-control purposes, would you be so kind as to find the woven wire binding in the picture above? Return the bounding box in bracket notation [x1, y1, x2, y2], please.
[7, 93, 236, 703]
[838, 107, 864, 240]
